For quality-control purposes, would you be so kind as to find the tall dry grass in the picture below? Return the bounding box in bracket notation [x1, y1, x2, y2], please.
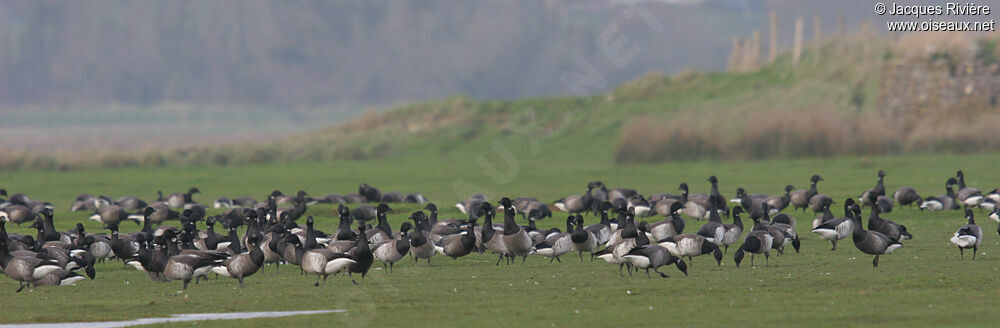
[614, 106, 999, 164]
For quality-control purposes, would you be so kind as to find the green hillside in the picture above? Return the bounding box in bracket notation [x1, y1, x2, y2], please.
[8, 31, 1000, 171]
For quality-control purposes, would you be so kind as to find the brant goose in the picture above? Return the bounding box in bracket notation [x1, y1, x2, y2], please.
[790, 175, 822, 212]
[408, 211, 436, 264]
[920, 178, 959, 211]
[859, 170, 887, 206]
[554, 184, 594, 215]
[720, 206, 745, 254]
[955, 171, 984, 209]
[623, 244, 688, 278]
[950, 209, 982, 260]
[212, 231, 265, 288]
[373, 222, 412, 272]
[570, 215, 598, 261]
[500, 197, 533, 264]
[434, 216, 477, 259]
[811, 199, 857, 251]
[850, 205, 902, 267]
[657, 233, 723, 266]
[346, 224, 375, 284]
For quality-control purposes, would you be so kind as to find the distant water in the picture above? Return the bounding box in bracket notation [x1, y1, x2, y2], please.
[0, 310, 344, 328]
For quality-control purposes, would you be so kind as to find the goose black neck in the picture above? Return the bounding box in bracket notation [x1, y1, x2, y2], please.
[0, 246, 11, 268]
[739, 194, 752, 211]
[502, 209, 520, 236]
[461, 223, 476, 247]
[621, 216, 637, 239]
[33, 222, 44, 246]
[376, 213, 392, 237]
[395, 231, 410, 254]
[249, 243, 265, 266]
[204, 226, 218, 250]
[227, 227, 241, 253]
[304, 228, 318, 250]
[409, 223, 427, 247]
[634, 219, 648, 246]
[42, 214, 59, 242]
[868, 204, 881, 223]
[428, 209, 438, 225]
[850, 211, 865, 241]
[354, 231, 370, 252]
[482, 212, 496, 242]
[0, 245, 12, 268]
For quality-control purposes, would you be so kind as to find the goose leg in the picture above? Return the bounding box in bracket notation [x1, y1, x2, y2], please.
[522, 255, 527, 265]
[275, 263, 280, 274]
[16, 282, 25, 293]
[183, 279, 189, 290]
[764, 252, 769, 267]
[723, 245, 728, 255]
[496, 254, 503, 266]
[645, 268, 651, 278]
[831, 240, 837, 251]
[549, 256, 556, 263]
[314, 275, 321, 287]
[973, 246, 977, 260]
[427, 258, 431, 265]
[959, 247, 964, 260]
[389, 262, 394, 273]
[873, 255, 880, 267]
[619, 263, 625, 277]
[578, 251, 583, 262]
[750, 254, 755, 267]
[239, 277, 246, 288]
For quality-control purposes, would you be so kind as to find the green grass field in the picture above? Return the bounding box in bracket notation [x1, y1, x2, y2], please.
[1, 153, 999, 327]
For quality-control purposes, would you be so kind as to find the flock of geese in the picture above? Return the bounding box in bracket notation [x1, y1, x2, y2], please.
[0, 170, 997, 292]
